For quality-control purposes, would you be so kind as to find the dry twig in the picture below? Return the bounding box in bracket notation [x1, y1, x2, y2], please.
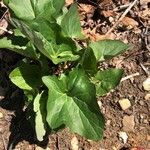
[121, 72, 140, 82]
[139, 63, 149, 76]
[106, 0, 138, 35]
[113, 3, 131, 11]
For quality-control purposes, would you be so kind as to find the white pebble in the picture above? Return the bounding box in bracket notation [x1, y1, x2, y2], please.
[71, 136, 79, 150]
[0, 112, 3, 119]
[143, 78, 150, 91]
[144, 94, 150, 101]
[118, 131, 128, 144]
[119, 99, 131, 110]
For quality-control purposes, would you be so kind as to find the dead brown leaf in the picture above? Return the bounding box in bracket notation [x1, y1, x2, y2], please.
[83, 28, 116, 41]
[102, 10, 116, 18]
[121, 16, 139, 27]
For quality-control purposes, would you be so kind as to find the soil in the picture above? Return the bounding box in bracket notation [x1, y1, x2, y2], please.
[0, 0, 150, 150]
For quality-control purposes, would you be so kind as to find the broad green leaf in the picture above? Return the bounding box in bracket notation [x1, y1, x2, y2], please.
[5, 0, 65, 21]
[93, 68, 123, 96]
[8, 0, 35, 20]
[0, 36, 38, 59]
[89, 40, 129, 62]
[33, 92, 47, 141]
[80, 48, 98, 75]
[56, 7, 68, 25]
[9, 62, 42, 91]
[34, 0, 65, 20]
[42, 68, 104, 140]
[30, 20, 60, 42]
[61, 4, 84, 39]
[12, 19, 79, 64]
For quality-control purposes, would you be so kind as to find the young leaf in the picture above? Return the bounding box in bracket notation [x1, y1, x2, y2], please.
[11, 19, 79, 64]
[33, 92, 47, 141]
[30, 20, 60, 43]
[93, 68, 123, 96]
[80, 48, 98, 75]
[42, 68, 104, 141]
[89, 40, 129, 62]
[9, 62, 42, 91]
[61, 3, 84, 39]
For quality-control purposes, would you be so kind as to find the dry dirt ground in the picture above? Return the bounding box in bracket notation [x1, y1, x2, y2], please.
[0, 0, 150, 150]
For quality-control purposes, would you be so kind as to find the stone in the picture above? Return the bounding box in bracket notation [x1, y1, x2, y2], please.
[122, 115, 135, 132]
[144, 94, 150, 101]
[119, 99, 131, 110]
[118, 131, 128, 144]
[143, 78, 150, 91]
[71, 136, 78, 150]
[147, 135, 150, 141]
[0, 112, 4, 119]
[98, 100, 102, 109]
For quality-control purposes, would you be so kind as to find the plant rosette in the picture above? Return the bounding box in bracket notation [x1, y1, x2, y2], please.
[0, 0, 129, 142]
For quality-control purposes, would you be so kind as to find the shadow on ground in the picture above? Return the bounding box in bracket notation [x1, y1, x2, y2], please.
[0, 50, 48, 149]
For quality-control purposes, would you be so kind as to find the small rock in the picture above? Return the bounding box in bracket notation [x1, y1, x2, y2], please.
[144, 93, 150, 101]
[0, 112, 4, 119]
[119, 99, 131, 110]
[98, 101, 102, 109]
[118, 131, 128, 144]
[147, 135, 150, 141]
[71, 136, 79, 150]
[122, 115, 135, 132]
[109, 17, 114, 22]
[143, 78, 150, 91]
[106, 120, 111, 126]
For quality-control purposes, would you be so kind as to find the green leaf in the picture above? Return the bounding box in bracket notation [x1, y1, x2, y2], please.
[61, 3, 84, 39]
[33, 92, 47, 141]
[42, 68, 104, 140]
[12, 19, 79, 64]
[7, 0, 35, 20]
[9, 62, 42, 91]
[93, 68, 123, 96]
[30, 20, 60, 42]
[5, 0, 65, 21]
[0, 36, 38, 59]
[52, 0, 65, 18]
[80, 48, 98, 75]
[89, 40, 129, 62]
